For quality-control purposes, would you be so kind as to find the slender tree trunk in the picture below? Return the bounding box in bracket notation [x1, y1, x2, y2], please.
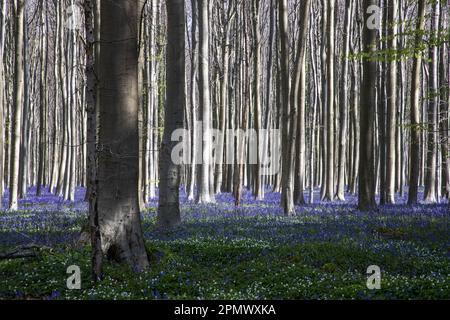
[408, 0, 426, 205]
[293, 0, 311, 205]
[187, 0, 197, 201]
[9, 0, 25, 211]
[439, 3, 449, 199]
[196, 0, 214, 204]
[36, 0, 48, 196]
[336, 0, 353, 201]
[0, 0, 6, 208]
[424, 0, 439, 203]
[323, 0, 335, 201]
[320, 1, 328, 201]
[49, 0, 61, 193]
[279, 0, 294, 215]
[386, 0, 398, 204]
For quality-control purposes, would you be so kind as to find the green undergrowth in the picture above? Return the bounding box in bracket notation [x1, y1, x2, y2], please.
[1, 237, 449, 300]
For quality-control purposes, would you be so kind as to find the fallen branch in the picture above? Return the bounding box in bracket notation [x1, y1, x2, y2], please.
[0, 244, 51, 260]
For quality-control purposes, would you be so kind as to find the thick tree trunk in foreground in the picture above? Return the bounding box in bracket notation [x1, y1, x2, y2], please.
[97, 0, 149, 271]
[408, 0, 426, 205]
[9, 0, 25, 211]
[84, 0, 102, 282]
[157, 0, 185, 228]
[358, 0, 377, 211]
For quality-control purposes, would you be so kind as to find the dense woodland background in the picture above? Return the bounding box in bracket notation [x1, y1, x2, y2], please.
[0, 0, 449, 276]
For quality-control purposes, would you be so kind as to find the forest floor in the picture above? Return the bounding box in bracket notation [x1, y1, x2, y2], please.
[0, 187, 449, 300]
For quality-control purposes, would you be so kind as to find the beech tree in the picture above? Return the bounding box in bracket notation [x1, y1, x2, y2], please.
[0, 0, 448, 277]
[157, 0, 185, 228]
[96, 0, 149, 271]
[358, 0, 378, 211]
[9, 0, 26, 211]
[408, 0, 426, 205]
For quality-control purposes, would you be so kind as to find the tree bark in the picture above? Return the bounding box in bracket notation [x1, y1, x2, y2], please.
[196, 0, 214, 204]
[157, 0, 185, 228]
[424, 0, 439, 203]
[84, 0, 102, 282]
[358, 0, 378, 211]
[385, 0, 398, 204]
[0, 0, 6, 208]
[36, 0, 48, 196]
[9, 0, 25, 211]
[336, 0, 353, 201]
[97, 0, 149, 271]
[279, 0, 294, 215]
[408, 0, 426, 205]
[323, 0, 335, 201]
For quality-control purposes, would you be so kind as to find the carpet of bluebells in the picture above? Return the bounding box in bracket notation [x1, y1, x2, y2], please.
[0, 186, 449, 300]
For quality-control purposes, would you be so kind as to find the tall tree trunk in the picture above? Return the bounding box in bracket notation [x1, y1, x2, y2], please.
[49, 0, 61, 193]
[9, 0, 25, 211]
[251, 0, 263, 200]
[336, 0, 353, 201]
[0, 0, 7, 208]
[187, 0, 197, 201]
[320, 1, 328, 201]
[36, 0, 48, 196]
[293, 0, 311, 205]
[408, 0, 426, 205]
[424, 0, 439, 203]
[196, 0, 214, 204]
[279, 0, 294, 215]
[323, 0, 335, 201]
[386, 0, 398, 204]
[358, 0, 378, 211]
[439, 3, 449, 199]
[157, 0, 185, 228]
[84, 0, 102, 282]
[97, 0, 149, 271]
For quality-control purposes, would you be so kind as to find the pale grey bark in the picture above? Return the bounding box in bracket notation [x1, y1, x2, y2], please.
[424, 0, 439, 203]
[49, 0, 61, 193]
[196, 0, 214, 204]
[336, 0, 353, 201]
[293, 0, 311, 205]
[0, 0, 6, 208]
[385, 0, 398, 204]
[408, 0, 426, 205]
[9, 0, 25, 211]
[323, 0, 335, 201]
